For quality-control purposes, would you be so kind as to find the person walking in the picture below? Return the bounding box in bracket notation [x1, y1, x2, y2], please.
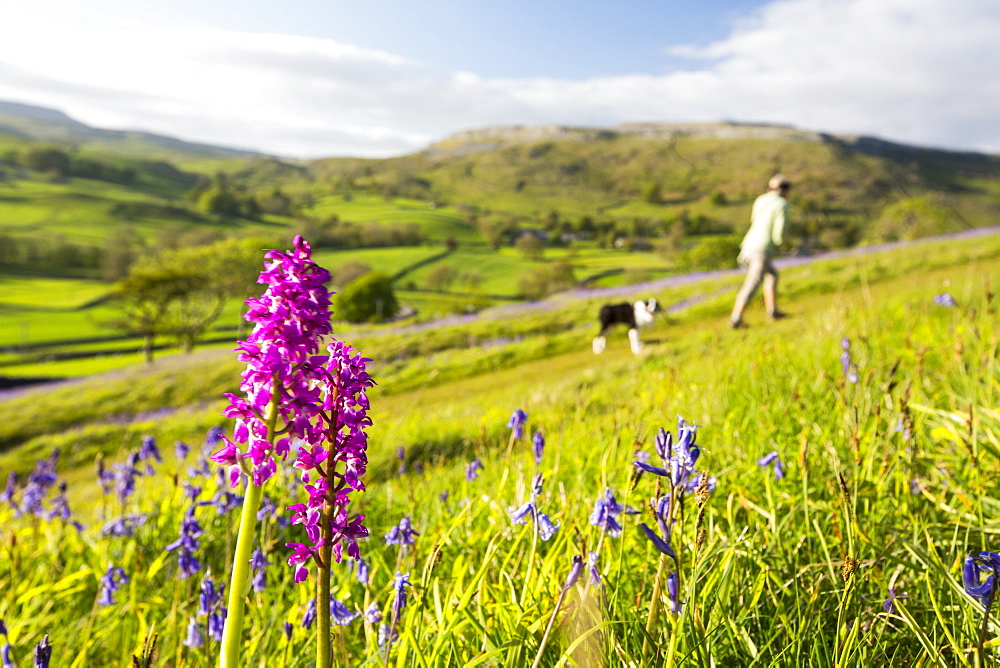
[729, 174, 790, 328]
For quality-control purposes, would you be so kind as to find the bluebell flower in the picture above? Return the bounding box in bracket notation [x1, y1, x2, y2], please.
[637, 418, 701, 488]
[205, 426, 225, 449]
[282, 621, 293, 640]
[589, 488, 636, 537]
[138, 436, 162, 474]
[564, 555, 584, 590]
[396, 447, 407, 475]
[378, 624, 399, 649]
[588, 551, 602, 587]
[352, 557, 370, 585]
[183, 482, 202, 503]
[667, 572, 685, 614]
[509, 501, 535, 525]
[532, 432, 545, 464]
[100, 513, 147, 537]
[175, 441, 190, 461]
[364, 602, 383, 625]
[0, 620, 6, 636]
[882, 586, 905, 614]
[640, 522, 676, 559]
[330, 599, 359, 626]
[439, 490, 450, 503]
[384, 516, 419, 546]
[207, 609, 226, 642]
[392, 572, 411, 620]
[302, 598, 317, 628]
[2, 642, 12, 668]
[465, 458, 484, 482]
[250, 548, 270, 593]
[98, 565, 129, 606]
[183, 617, 203, 648]
[964, 551, 1000, 607]
[0, 473, 17, 513]
[165, 506, 203, 579]
[33, 635, 52, 668]
[45, 482, 73, 522]
[840, 338, 859, 384]
[536, 512, 560, 541]
[757, 451, 786, 480]
[507, 408, 528, 440]
[197, 573, 224, 617]
[933, 293, 957, 308]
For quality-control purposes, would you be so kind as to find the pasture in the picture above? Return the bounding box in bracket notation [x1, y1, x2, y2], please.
[0, 233, 998, 665]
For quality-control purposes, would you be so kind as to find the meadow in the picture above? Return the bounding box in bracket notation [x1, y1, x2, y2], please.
[0, 232, 998, 666]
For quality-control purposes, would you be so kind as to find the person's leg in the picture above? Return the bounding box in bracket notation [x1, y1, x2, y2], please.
[762, 259, 783, 318]
[730, 253, 765, 325]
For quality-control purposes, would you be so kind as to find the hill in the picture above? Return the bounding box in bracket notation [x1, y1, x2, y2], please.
[0, 100, 264, 161]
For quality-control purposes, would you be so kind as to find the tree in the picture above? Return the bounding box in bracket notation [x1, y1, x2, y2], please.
[104, 239, 261, 359]
[335, 272, 399, 323]
[642, 182, 663, 205]
[331, 261, 372, 289]
[518, 262, 576, 300]
[516, 233, 545, 261]
[425, 264, 458, 291]
[105, 264, 202, 363]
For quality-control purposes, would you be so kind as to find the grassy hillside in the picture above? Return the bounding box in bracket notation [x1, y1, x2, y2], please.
[0, 234, 997, 665]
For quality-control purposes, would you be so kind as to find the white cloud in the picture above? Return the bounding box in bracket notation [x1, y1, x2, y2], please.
[0, 0, 996, 156]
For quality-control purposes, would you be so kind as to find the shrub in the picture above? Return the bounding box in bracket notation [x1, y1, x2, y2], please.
[335, 272, 399, 322]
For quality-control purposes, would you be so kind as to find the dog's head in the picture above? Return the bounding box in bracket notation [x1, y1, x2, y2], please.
[645, 298, 658, 314]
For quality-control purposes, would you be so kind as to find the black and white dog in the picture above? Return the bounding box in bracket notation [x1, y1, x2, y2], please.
[592, 298, 658, 355]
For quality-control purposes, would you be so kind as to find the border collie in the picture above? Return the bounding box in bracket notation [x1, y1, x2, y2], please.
[592, 298, 658, 355]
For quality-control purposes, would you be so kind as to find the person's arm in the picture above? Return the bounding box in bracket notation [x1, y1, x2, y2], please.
[772, 201, 786, 248]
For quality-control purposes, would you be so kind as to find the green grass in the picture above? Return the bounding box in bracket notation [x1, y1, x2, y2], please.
[1, 234, 998, 665]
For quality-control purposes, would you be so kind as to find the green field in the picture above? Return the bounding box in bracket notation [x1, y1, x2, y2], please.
[0, 234, 998, 665]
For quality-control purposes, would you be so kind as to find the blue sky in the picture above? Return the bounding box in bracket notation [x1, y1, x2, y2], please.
[0, 0, 997, 158]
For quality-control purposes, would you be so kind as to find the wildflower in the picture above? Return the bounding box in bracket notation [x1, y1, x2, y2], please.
[536, 512, 560, 541]
[893, 417, 911, 442]
[98, 565, 129, 606]
[33, 635, 52, 668]
[175, 441, 190, 460]
[964, 551, 1000, 607]
[138, 436, 162, 475]
[364, 602, 382, 625]
[283, 622, 293, 640]
[45, 482, 73, 522]
[397, 447, 407, 475]
[0, 473, 17, 513]
[757, 451, 785, 480]
[640, 522, 676, 559]
[840, 338, 859, 384]
[883, 586, 905, 614]
[636, 418, 702, 488]
[302, 598, 317, 628]
[100, 513, 147, 537]
[532, 432, 545, 464]
[933, 293, 957, 308]
[378, 624, 399, 649]
[284, 339, 374, 580]
[465, 458, 484, 482]
[392, 572, 411, 620]
[564, 555, 584, 590]
[183, 617, 203, 648]
[589, 488, 636, 537]
[2, 642, 11, 668]
[384, 516, 419, 546]
[330, 599, 359, 626]
[507, 408, 528, 440]
[211, 235, 334, 487]
[250, 548, 269, 593]
[208, 610, 226, 642]
[439, 490, 450, 503]
[165, 506, 203, 579]
[509, 500, 536, 524]
[197, 574, 224, 616]
[667, 572, 685, 614]
[587, 551, 602, 587]
[351, 557, 370, 585]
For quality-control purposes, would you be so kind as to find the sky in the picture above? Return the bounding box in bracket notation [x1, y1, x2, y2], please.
[0, 0, 998, 158]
